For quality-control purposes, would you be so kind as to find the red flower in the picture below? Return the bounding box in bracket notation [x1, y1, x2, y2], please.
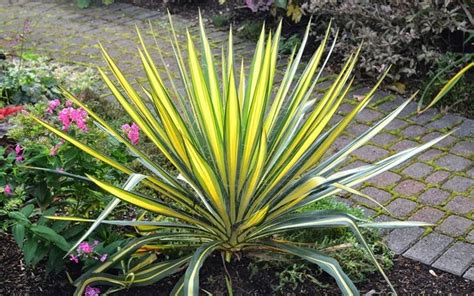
[0, 105, 23, 121]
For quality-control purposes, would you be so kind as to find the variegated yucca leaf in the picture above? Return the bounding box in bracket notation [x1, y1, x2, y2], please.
[36, 13, 450, 296]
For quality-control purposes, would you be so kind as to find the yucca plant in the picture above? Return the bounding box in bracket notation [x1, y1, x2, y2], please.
[32, 14, 451, 296]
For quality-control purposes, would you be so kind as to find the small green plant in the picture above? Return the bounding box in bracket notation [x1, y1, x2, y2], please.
[418, 54, 473, 116]
[279, 34, 302, 55]
[7, 204, 76, 274]
[0, 57, 100, 106]
[34, 14, 450, 295]
[237, 19, 265, 41]
[211, 14, 231, 28]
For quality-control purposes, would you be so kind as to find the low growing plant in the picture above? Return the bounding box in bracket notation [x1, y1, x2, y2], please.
[34, 15, 451, 295]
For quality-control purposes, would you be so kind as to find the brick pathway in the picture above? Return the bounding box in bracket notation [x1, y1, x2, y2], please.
[1, 0, 473, 281]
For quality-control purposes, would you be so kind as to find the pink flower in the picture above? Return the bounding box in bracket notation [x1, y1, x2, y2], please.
[58, 108, 72, 130]
[77, 242, 94, 254]
[121, 123, 140, 145]
[4, 184, 12, 196]
[99, 254, 108, 262]
[69, 254, 79, 264]
[58, 107, 88, 131]
[84, 286, 100, 296]
[47, 99, 61, 114]
[14, 144, 23, 162]
[66, 100, 73, 107]
[49, 143, 62, 156]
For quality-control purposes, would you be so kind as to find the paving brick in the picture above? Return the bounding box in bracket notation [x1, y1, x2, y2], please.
[370, 133, 398, 146]
[394, 180, 425, 196]
[467, 230, 474, 242]
[451, 141, 474, 157]
[401, 125, 427, 137]
[421, 132, 457, 148]
[463, 267, 474, 281]
[419, 188, 450, 206]
[358, 206, 376, 217]
[427, 114, 464, 130]
[385, 119, 408, 131]
[402, 162, 433, 179]
[455, 119, 474, 137]
[404, 233, 453, 265]
[353, 145, 388, 162]
[386, 227, 424, 254]
[409, 207, 445, 224]
[398, 101, 418, 118]
[346, 123, 369, 135]
[356, 108, 383, 122]
[417, 149, 443, 162]
[425, 171, 450, 184]
[378, 98, 404, 112]
[337, 103, 354, 115]
[445, 196, 474, 215]
[432, 242, 474, 276]
[442, 176, 474, 193]
[358, 187, 392, 204]
[410, 109, 437, 125]
[391, 140, 417, 152]
[386, 198, 417, 218]
[367, 171, 401, 187]
[435, 154, 472, 172]
[437, 215, 472, 237]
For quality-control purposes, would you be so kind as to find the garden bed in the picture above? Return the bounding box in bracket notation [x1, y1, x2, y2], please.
[1, 231, 472, 295]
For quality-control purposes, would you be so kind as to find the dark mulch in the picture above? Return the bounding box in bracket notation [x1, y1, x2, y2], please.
[1, 232, 472, 295]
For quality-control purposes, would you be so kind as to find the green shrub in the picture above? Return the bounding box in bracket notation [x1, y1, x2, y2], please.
[31, 13, 449, 295]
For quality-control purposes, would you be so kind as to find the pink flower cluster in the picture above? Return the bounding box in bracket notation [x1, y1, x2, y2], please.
[85, 286, 100, 296]
[4, 184, 12, 196]
[47, 99, 61, 114]
[69, 241, 108, 265]
[15, 144, 23, 162]
[121, 123, 140, 145]
[58, 107, 88, 131]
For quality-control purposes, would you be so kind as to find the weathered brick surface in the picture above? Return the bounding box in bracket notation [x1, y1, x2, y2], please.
[432, 242, 474, 276]
[353, 145, 388, 162]
[451, 141, 474, 157]
[394, 180, 425, 196]
[370, 133, 398, 146]
[386, 198, 417, 218]
[425, 171, 450, 184]
[437, 216, 472, 237]
[417, 149, 443, 162]
[427, 114, 464, 130]
[444, 196, 474, 215]
[367, 171, 401, 187]
[353, 187, 392, 205]
[386, 228, 424, 255]
[2, 0, 473, 278]
[404, 233, 453, 265]
[442, 176, 474, 193]
[402, 163, 433, 179]
[419, 188, 450, 205]
[435, 154, 472, 172]
[391, 139, 417, 152]
[401, 125, 427, 138]
[463, 267, 474, 281]
[409, 207, 445, 224]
